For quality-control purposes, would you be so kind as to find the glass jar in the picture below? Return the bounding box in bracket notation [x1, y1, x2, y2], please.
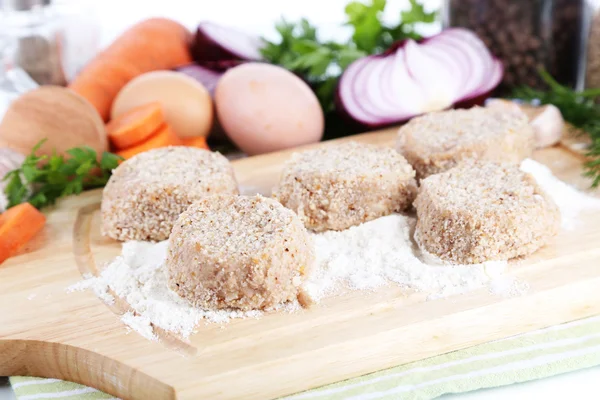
[0, 0, 100, 86]
[442, 0, 587, 93]
[584, 0, 600, 88]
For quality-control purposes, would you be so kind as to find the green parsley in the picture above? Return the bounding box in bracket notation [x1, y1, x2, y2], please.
[512, 69, 600, 187]
[260, 0, 436, 112]
[3, 140, 122, 209]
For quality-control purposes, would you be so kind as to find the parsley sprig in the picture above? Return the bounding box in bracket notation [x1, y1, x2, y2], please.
[260, 0, 436, 111]
[512, 70, 600, 187]
[3, 140, 122, 209]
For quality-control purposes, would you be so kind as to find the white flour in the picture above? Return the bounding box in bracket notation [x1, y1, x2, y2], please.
[68, 159, 600, 339]
[520, 159, 600, 230]
[68, 241, 263, 339]
[305, 215, 507, 301]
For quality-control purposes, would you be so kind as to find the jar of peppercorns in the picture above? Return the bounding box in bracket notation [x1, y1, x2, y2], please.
[442, 0, 587, 93]
[584, 1, 600, 88]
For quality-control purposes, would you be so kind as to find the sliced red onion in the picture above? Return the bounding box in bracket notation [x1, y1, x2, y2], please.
[336, 28, 503, 127]
[191, 21, 263, 63]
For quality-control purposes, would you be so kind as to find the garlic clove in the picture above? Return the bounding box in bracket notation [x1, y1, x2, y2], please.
[521, 104, 564, 149]
[485, 99, 564, 149]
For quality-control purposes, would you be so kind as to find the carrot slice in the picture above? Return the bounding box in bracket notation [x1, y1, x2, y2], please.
[182, 136, 210, 150]
[107, 103, 165, 149]
[117, 124, 182, 160]
[0, 203, 46, 265]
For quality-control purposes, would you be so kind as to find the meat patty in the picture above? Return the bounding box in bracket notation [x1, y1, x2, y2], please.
[273, 141, 417, 232]
[396, 107, 535, 179]
[101, 146, 238, 241]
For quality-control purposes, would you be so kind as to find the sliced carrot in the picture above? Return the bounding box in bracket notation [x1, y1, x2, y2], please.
[182, 136, 210, 150]
[117, 124, 182, 160]
[0, 203, 46, 265]
[107, 103, 164, 149]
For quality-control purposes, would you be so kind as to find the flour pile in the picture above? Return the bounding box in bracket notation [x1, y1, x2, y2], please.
[305, 215, 507, 301]
[68, 240, 263, 339]
[68, 159, 600, 338]
[520, 159, 600, 230]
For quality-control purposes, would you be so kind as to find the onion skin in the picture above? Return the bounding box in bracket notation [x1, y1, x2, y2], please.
[191, 22, 262, 64]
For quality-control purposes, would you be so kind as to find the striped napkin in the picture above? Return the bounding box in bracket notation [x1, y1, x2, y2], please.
[9, 315, 600, 400]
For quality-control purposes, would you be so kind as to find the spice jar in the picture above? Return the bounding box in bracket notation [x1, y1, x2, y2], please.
[584, 0, 600, 88]
[0, 0, 100, 86]
[442, 0, 587, 93]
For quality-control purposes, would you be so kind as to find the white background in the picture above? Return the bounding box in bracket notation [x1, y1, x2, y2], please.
[1, 0, 599, 398]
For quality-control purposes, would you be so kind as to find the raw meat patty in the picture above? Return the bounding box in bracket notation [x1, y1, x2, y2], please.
[101, 147, 238, 241]
[273, 141, 417, 232]
[166, 195, 314, 311]
[396, 107, 535, 179]
[414, 161, 560, 264]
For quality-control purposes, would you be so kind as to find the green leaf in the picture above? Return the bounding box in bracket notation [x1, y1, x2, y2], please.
[75, 160, 93, 176]
[28, 192, 48, 209]
[30, 139, 47, 154]
[66, 147, 89, 162]
[100, 152, 122, 171]
[259, 1, 435, 112]
[4, 172, 28, 208]
[291, 39, 321, 54]
[345, 0, 386, 53]
[22, 164, 44, 182]
[48, 154, 63, 171]
[401, 0, 436, 24]
[338, 48, 368, 69]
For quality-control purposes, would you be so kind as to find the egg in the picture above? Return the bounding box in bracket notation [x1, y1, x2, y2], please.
[111, 71, 213, 138]
[215, 63, 324, 155]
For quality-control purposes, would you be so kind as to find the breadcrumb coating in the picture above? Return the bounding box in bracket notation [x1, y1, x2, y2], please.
[273, 141, 417, 232]
[396, 107, 535, 179]
[166, 195, 314, 310]
[101, 146, 239, 241]
[414, 161, 561, 264]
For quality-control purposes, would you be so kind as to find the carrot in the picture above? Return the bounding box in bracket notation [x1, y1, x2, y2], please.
[117, 124, 182, 160]
[182, 136, 210, 150]
[107, 102, 164, 149]
[0, 203, 46, 265]
[69, 18, 192, 121]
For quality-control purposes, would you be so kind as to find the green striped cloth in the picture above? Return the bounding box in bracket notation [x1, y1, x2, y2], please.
[10, 315, 600, 400]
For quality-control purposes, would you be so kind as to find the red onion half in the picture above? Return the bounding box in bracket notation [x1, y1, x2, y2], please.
[337, 28, 503, 127]
[191, 21, 263, 65]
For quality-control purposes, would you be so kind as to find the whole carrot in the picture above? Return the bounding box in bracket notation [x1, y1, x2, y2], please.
[69, 18, 192, 121]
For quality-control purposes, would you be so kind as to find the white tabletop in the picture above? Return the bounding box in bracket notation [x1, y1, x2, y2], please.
[0, 0, 598, 398]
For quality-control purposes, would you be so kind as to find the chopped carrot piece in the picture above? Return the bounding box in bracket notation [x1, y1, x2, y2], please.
[107, 102, 165, 149]
[0, 203, 46, 265]
[117, 124, 182, 160]
[182, 136, 210, 150]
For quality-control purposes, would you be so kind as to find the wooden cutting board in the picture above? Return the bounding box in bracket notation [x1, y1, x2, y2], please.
[1, 128, 600, 400]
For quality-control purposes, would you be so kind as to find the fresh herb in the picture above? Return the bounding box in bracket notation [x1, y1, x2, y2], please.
[260, 0, 436, 111]
[513, 69, 600, 187]
[3, 140, 122, 209]
[346, 0, 435, 53]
